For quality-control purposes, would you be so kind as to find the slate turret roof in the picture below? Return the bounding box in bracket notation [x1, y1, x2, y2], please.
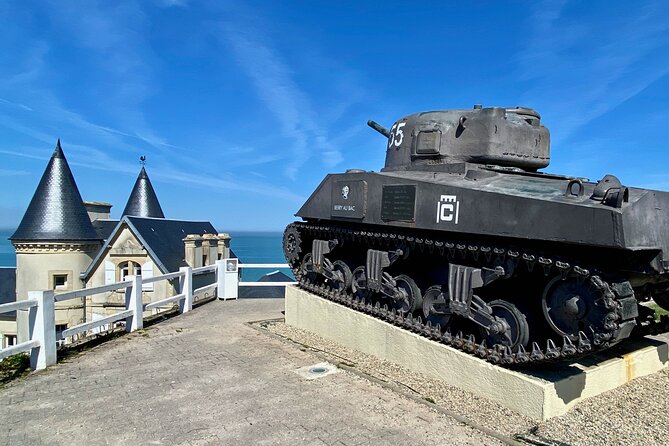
[121, 167, 165, 219]
[10, 140, 100, 242]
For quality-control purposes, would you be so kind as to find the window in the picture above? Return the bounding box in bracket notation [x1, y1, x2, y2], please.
[55, 324, 68, 346]
[49, 270, 72, 291]
[53, 274, 67, 288]
[53, 274, 68, 289]
[119, 261, 142, 281]
[3, 334, 17, 349]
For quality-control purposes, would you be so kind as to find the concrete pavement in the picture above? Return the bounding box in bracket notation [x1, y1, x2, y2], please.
[0, 298, 501, 445]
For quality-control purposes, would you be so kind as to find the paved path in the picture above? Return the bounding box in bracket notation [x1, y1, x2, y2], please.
[0, 298, 500, 445]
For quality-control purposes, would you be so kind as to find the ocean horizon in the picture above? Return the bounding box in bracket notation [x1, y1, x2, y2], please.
[0, 228, 289, 281]
[0, 229, 14, 267]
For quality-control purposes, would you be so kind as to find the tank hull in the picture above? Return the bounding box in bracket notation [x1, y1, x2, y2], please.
[297, 168, 669, 275]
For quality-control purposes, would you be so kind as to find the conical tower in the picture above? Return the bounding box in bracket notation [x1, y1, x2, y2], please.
[11, 140, 101, 342]
[121, 166, 165, 218]
[11, 140, 100, 242]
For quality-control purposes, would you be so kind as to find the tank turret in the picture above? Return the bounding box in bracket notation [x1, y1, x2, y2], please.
[369, 105, 550, 172]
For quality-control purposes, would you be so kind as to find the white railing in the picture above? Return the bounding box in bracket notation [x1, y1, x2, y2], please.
[0, 299, 40, 359]
[0, 259, 295, 370]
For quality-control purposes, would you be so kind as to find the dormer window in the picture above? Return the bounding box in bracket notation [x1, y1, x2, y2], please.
[119, 261, 142, 281]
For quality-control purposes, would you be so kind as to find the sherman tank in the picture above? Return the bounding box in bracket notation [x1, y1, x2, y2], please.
[282, 105, 669, 366]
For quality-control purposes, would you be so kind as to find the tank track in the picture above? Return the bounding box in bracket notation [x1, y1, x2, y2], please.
[285, 221, 669, 367]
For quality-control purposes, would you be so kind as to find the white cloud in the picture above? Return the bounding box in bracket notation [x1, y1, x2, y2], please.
[44, 1, 164, 146]
[155, 0, 189, 7]
[0, 97, 33, 112]
[519, 0, 669, 143]
[0, 149, 50, 162]
[151, 167, 305, 203]
[218, 18, 343, 179]
[0, 168, 29, 176]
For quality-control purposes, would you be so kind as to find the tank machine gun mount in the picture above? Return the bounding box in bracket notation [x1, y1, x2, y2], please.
[284, 105, 669, 367]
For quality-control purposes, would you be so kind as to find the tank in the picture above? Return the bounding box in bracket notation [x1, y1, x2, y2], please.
[283, 105, 669, 366]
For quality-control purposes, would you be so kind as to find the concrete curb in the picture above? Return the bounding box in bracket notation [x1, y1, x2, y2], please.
[284, 286, 669, 420]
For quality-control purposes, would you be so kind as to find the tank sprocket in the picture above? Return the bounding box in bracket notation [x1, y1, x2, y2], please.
[283, 224, 303, 265]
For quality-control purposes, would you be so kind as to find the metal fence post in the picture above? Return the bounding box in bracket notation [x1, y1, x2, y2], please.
[124, 275, 143, 332]
[217, 258, 238, 300]
[179, 266, 193, 313]
[28, 290, 57, 370]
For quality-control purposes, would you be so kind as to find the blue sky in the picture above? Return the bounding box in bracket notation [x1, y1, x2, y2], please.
[0, 0, 668, 231]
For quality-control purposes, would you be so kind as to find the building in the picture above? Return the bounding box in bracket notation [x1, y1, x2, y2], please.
[0, 267, 17, 348]
[8, 141, 231, 344]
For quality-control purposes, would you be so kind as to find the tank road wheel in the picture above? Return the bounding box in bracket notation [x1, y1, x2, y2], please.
[422, 285, 451, 327]
[542, 276, 611, 340]
[300, 253, 317, 284]
[329, 260, 352, 294]
[482, 300, 530, 351]
[392, 275, 422, 314]
[283, 226, 302, 265]
[351, 266, 370, 301]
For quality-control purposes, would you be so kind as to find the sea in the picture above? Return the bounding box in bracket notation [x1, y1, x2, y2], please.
[0, 229, 13, 267]
[0, 229, 291, 282]
[228, 231, 293, 281]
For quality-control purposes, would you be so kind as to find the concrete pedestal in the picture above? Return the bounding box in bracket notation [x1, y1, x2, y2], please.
[284, 286, 669, 420]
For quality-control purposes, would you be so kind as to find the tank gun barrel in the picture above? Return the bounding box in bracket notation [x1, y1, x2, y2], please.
[367, 120, 390, 138]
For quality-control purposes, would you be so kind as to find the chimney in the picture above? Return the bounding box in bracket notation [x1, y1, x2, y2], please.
[84, 201, 113, 222]
[183, 234, 203, 268]
[201, 234, 218, 266]
[217, 233, 231, 260]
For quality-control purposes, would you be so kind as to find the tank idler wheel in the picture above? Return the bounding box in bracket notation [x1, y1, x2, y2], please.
[351, 266, 370, 301]
[542, 276, 610, 340]
[392, 275, 422, 314]
[329, 260, 352, 294]
[481, 299, 529, 352]
[300, 253, 317, 284]
[422, 285, 451, 327]
[283, 226, 302, 264]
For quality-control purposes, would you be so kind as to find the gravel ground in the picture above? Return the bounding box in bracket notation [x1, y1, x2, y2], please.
[262, 321, 669, 446]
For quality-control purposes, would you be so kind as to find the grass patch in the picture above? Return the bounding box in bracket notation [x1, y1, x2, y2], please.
[0, 353, 31, 387]
[134, 328, 150, 338]
[649, 303, 669, 320]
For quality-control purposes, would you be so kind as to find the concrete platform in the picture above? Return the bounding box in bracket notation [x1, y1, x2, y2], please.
[285, 286, 669, 420]
[0, 298, 500, 446]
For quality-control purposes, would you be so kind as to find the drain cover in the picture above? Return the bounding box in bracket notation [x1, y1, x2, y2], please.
[295, 362, 338, 380]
